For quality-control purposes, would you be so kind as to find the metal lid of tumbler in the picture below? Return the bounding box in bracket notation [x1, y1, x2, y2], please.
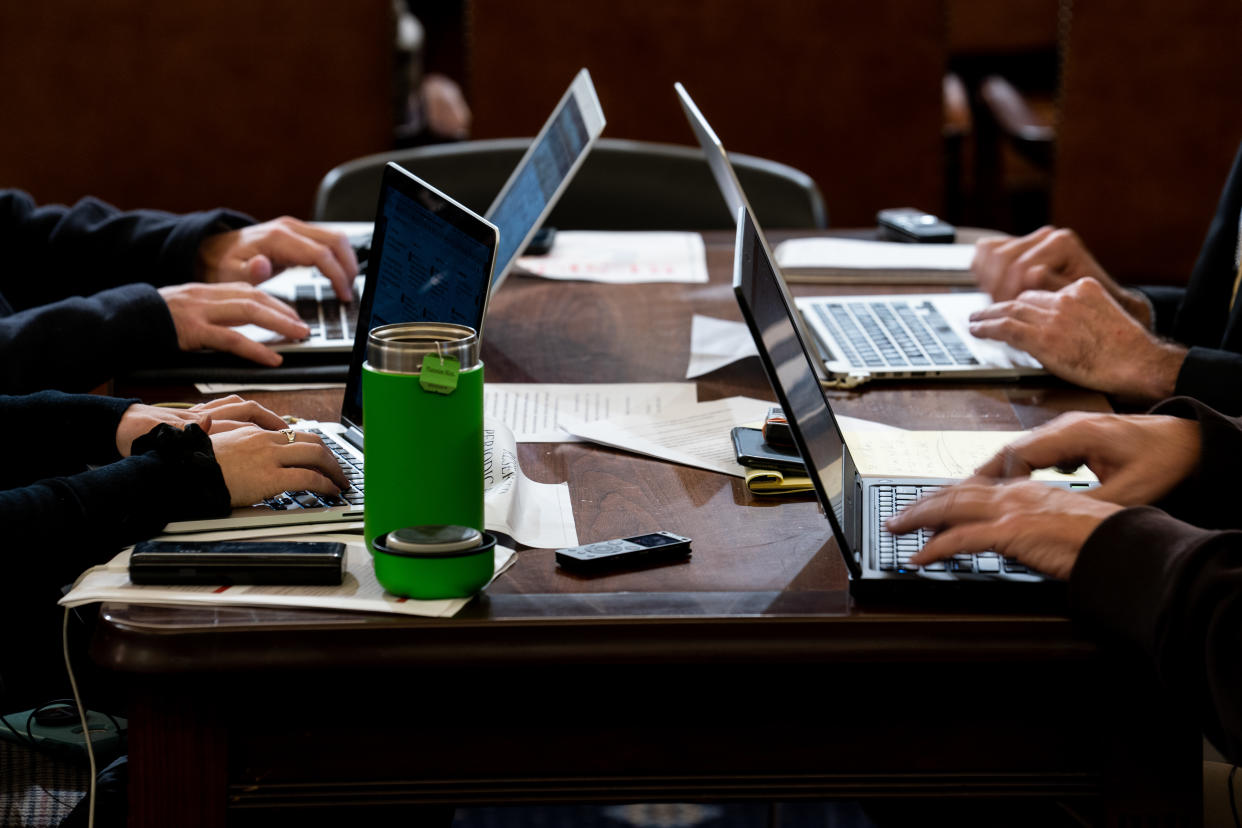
[365, 322, 480, 374]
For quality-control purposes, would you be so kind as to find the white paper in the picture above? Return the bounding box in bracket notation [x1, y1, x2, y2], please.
[484, 419, 578, 548]
[60, 536, 516, 618]
[562, 396, 899, 478]
[154, 522, 364, 543]
[774, 237, 975, 271]
[515, 231, 709, 284]
[485, 383, 698, 442]
[686, 315, 758, 378]
[562, 396, 773, 477]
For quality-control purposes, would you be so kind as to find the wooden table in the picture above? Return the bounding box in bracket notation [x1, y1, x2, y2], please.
[101, 231, 1200, 826]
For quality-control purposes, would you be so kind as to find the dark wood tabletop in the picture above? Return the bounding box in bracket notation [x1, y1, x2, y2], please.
[100, 231, 1198, 827]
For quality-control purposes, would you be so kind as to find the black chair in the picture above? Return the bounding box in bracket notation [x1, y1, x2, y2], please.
[312, 137, 828, 230]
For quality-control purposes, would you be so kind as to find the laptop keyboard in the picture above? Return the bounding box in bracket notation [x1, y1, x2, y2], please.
[260, 429, 364, 511]
[874, 484, 1028, 575]
[810, 300, 979, 369]
[292, 240, 367, 342]
[294, 282, 359, 342]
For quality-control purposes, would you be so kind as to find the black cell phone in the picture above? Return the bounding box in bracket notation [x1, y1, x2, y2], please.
[731, 426, 806, 473]
[876, 207, 956, 243]
[523, 226, 557, 256]
[555, 531, 692, 574]
[129, 540, 345, 586]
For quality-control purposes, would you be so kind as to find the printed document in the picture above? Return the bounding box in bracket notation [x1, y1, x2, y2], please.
[515, 231, 709, 284]
[485, 382, 698, 442]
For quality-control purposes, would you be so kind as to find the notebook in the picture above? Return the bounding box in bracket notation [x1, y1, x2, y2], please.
[731, 206, 1083, 601]
[674, 81, 1045, 390]
[248, 68, 606, 354]
[164, 163, 498, 533]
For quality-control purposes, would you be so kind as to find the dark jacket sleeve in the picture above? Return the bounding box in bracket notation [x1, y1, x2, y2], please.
[0, 190, 253, 392]
[1145, 396, 1242, 530]
[0, 189, 253, 310]
[0, 418, 231, 589]
[0, 390, 134, 487]
[1072, 508, 1242, 763]
[0, 284, 180, 394]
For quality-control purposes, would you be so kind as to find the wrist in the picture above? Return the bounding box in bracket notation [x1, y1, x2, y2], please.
[1135, 341, 1187, 402]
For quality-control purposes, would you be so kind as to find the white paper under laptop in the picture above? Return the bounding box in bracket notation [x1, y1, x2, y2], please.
[246, 69, 606, 354]
[673, 81, 1045, 390]
[165, 164, 499, 533]
[731, 207, 1077, 602]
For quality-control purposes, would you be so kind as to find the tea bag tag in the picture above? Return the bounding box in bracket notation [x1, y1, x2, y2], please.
[420, 343, 460, 395]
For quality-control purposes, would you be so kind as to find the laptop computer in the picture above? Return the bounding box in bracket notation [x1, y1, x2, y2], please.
[674, 81, 1045, 390]
[732, 206, 1082, 602]
[164, 163, 499, 533]
[246, 68, 606, 354]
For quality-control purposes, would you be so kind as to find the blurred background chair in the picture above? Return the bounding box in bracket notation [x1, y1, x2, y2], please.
[314, 137, 827, 230]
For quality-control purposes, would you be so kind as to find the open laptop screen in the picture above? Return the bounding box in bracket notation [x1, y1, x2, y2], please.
[342, 163, 498, 430]
[732, 208, 855, 567]
[484, 68, 605, 291]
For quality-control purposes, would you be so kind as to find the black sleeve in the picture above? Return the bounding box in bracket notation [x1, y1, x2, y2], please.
[0, 189, 253, 312]
[1135, 285, 1187, 338]
[1072, 508, 1242, 763]
[1162, 348, 1242, 417]
[0, 283, 179, 394]
[0, 391, 135, 487]
[1146, 396, 1242, 529]
[0, 422, 231, 590]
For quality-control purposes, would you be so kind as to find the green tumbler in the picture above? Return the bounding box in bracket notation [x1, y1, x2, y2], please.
[362, 322, 484, 553]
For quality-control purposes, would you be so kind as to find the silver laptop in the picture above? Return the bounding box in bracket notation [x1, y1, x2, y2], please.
[165, 164, 498, 532]
[246, 68, 606, 354]
[675, 81, 1045, 390]
[732, 206, 1081, 601]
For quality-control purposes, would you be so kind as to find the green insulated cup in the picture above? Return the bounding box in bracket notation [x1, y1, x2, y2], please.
[363, 322, 484, 555]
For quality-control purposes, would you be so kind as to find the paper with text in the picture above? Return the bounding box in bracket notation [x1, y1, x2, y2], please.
[562, 397, 893, 478]
[515, 231, 709, 283]
[484, 418, 578, 548]
[485, 383, 697, 442]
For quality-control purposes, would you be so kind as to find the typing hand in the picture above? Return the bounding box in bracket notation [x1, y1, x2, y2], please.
[971, 412, 1202, 507]
[197, 217, 357, 302]
[967, 277, 1186, 401]
[886, 479, 1121, 580]
[211, 426, 349, 508]
[973, 226, 1151, 326]
[158, 282, 310, 367]
[116, 396, 288, 456]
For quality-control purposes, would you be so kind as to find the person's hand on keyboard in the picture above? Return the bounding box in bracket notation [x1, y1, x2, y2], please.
[972, 225, 1152, 327]
[196, 216, 358, 302]
[886, 480, 1121, 580]
[115, 395, 288, 455]
[972, 411, 1203, 507]
[211, 426, 349, 508]
[158, 282, 311, 366]
[966, 276, 1187, 402]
